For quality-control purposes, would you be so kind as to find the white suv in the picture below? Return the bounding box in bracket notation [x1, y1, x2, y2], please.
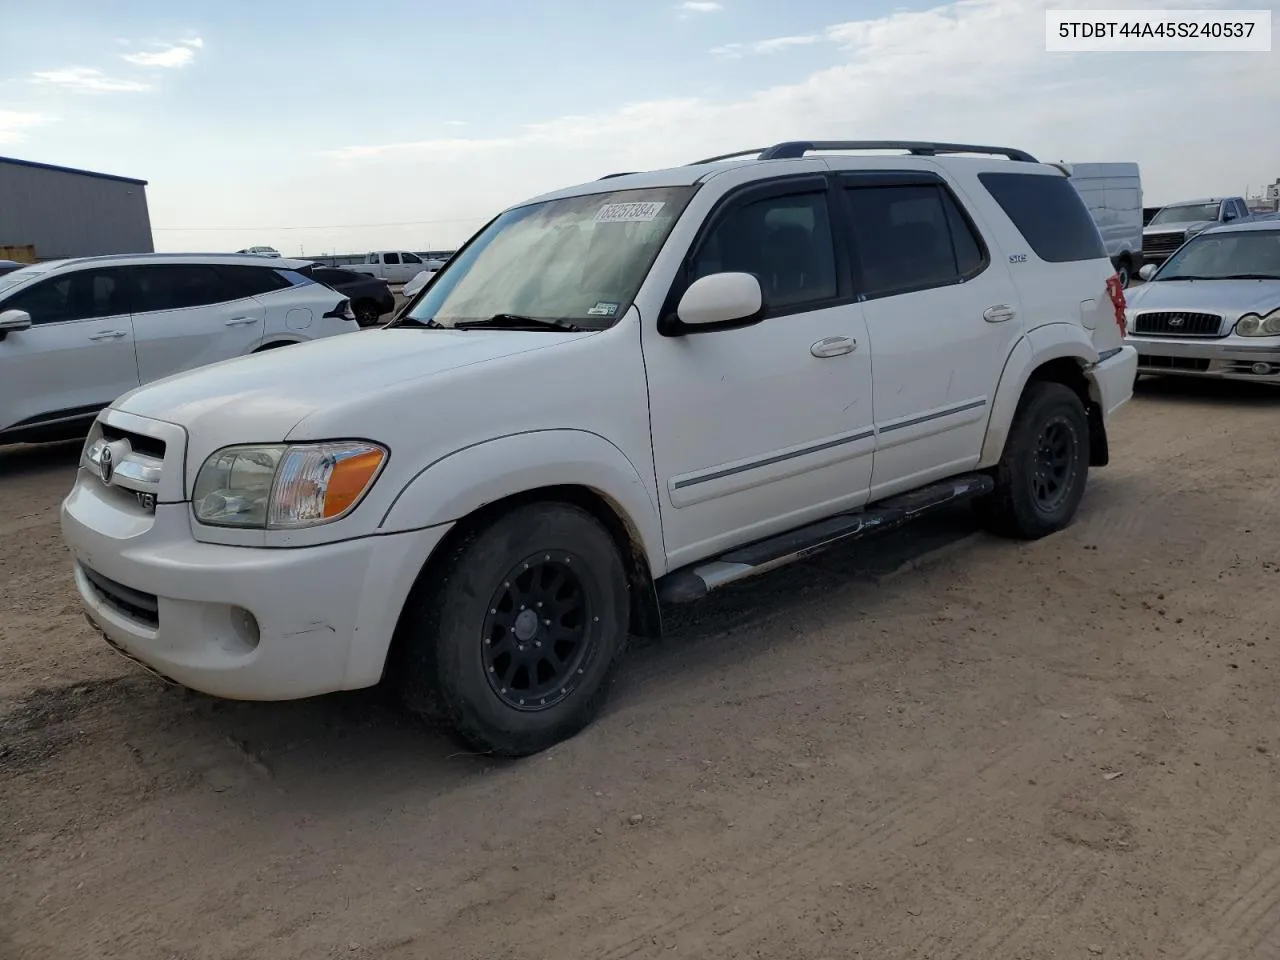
[60, 141, 1137, 756]
[0, 254, 359, 444]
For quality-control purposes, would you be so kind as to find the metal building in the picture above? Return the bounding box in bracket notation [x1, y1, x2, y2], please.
[0, 156, 153, 261]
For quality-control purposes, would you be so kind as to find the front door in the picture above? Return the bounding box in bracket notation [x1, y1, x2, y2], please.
[0, 267, 140, 435]
[643, 175, 875, 568]
[836, 173, 1024, 498]
[129, 263, 267, 384]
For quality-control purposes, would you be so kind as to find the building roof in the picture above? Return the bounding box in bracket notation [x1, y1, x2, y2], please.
[0, 155, 147, 186]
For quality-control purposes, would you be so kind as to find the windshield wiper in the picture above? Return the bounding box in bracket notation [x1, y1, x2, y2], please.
[385, 313, 444, 329]
[453, 313, 585, 332]
[1216, 273, 1280, 281]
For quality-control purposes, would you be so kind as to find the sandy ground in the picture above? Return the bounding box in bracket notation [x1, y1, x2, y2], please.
[2, 376, 1279, 960]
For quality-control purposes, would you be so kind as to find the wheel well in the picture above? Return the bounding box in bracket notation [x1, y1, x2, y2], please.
[253, 340, 294, 352]
[394, 485, 662, 650]
[1026, 357, 1108, 466]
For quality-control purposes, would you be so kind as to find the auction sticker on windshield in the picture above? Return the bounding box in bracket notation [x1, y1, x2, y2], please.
[595, 201, 666, 223]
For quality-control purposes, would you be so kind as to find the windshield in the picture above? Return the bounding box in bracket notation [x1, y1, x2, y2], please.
[400, 186, 697, 330]
[1150, 202, 1220, 226]
[0, 264, 53, 296]
[1154, 230, 1280, 281]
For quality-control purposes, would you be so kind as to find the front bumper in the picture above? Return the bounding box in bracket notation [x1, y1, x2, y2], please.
[1125, 335, 1280, 383]
[61, 474, 451, 700]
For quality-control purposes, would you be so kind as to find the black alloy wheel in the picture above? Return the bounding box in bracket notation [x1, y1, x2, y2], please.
[481, 553, 595, 711]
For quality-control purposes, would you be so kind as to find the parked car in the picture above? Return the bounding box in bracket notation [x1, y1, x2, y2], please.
[400, 259, 448, 300]
[237, 246, 281, 258]
[61, 139, 1136, 757]
[0, 259, 24, 277]
[348, 251, 431, 284]
[1143, 196, 1251, 266]
[306, 266, 395, 326]
[1126, 220, 1280, 383]
[0, 253, 359, 444]
[1059, 162, 1143, 287]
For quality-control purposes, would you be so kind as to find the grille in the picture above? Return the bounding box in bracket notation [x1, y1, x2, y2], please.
[1137, 354, 1211, 372]
[1143, 233, 1185, 258]
[1133, 311, 1222, 337]
[101, 424, 166, 460]
[81, 564, 159, 629]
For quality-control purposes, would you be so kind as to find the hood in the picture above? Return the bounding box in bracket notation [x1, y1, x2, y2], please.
[1144, 221, 1212, 237]
[112, 328, 593, 443]
[1126, 278, 1280, 317]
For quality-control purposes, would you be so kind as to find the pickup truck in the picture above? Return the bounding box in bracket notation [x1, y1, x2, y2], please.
[1143, 196, 1251, 266]
[348, 251, 432, 285]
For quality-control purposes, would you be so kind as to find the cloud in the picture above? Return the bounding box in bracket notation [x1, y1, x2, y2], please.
[712, 34, 822, 58]
[122, 38, 203, 68]
[677, 1, 723, 15]
[29, 67, 151, 94]
[310, 0, 1274, 247]
[0, 110, 53, 144]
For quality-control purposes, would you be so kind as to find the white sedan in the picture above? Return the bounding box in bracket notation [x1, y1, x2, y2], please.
[401, 259, 447, 300]
[0, 253, 360, 444]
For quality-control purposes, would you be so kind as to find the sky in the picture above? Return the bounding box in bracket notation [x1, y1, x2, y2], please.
[1, 0, 1277, 255]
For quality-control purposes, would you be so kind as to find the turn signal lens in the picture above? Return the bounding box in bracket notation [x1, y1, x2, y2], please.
[269, 443, 387, 528]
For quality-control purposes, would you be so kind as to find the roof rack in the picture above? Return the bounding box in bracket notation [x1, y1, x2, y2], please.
[689, 140, 1038, 165]
[598, 171, 642, 180]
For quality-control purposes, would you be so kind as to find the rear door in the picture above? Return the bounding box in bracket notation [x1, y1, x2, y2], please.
[835, 171, 1024, 497]
[129, 263, 267, 383]
[397, 252, 425, 283]
[0, 267, 140, 434]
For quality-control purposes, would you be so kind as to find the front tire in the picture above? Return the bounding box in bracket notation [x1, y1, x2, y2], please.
[977, 381, 1090, 540]
[1115, 258, 1132, 289]
[396, 502, 629, 757]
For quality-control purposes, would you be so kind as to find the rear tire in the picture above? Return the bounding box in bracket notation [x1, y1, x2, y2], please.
[1115, 259, 1132, 289]
[353, 299, 381, 327]
[395, 502, 629, 757]
[977, 381, 1090, 540]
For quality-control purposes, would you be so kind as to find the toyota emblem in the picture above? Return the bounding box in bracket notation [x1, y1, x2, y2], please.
[99, 445, 114, 483]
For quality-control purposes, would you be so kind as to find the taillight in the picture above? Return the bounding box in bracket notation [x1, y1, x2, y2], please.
[1105, 274, 1126, 335]
[322, 299, 355, 322]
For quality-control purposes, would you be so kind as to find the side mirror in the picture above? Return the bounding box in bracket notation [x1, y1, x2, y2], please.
[0, 309, 32, 340]
[674, 272, 764, 332]
[1138, 264, 1157, 282]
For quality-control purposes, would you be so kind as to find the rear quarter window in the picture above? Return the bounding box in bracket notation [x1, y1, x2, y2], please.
[978, 171, 1107, 263]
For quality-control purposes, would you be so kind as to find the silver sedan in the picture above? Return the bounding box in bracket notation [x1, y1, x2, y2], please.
[1124, 220, 1280, 384]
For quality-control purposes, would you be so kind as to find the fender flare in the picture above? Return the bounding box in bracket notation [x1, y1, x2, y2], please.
[378, 429, 666, 574]
[978, 324, 1100, 468]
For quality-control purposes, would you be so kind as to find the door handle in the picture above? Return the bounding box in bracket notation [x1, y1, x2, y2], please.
[983, 305, 1017, 324]
[225, 316, 259, 327]
[88, 330, 127, 341]
[810, 336, 856, 358]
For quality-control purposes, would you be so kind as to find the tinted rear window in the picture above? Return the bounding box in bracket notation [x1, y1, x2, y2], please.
[978, 172, 1106, 263]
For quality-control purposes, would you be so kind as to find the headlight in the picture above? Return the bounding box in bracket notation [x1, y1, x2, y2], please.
[192, 441, 387, 528]
[1235, 309, 1280, 337]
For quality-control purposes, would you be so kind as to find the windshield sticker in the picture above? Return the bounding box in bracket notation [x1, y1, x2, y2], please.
[587, 301, 619, 317]
[594, 201, 666, 223]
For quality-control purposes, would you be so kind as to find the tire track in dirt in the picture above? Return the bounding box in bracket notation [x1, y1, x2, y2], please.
[1175, 845, 1280, 959]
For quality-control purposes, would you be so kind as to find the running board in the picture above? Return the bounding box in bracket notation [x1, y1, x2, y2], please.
[655, 473, 993, 604]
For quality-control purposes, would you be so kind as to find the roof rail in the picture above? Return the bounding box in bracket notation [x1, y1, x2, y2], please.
[598, 171, 641, 180]
[686, 148, 768, 166]
[757, 140, 1039, 163]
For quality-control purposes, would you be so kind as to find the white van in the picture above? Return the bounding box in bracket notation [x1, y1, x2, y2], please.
[1058, 162, 1143, 287]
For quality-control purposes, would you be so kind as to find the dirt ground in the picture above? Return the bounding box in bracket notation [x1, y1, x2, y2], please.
[2, 377, 1279, 960]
